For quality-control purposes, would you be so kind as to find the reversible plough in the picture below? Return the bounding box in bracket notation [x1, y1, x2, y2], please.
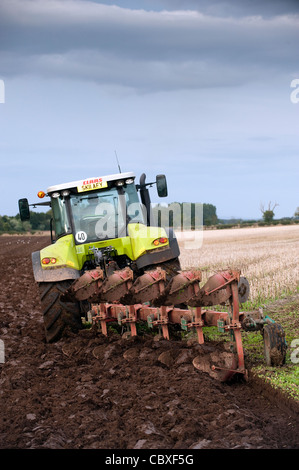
[64, 266, 287, 382]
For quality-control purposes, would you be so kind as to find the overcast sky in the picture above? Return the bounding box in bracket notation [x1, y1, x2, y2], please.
[0, 0, 298, 219]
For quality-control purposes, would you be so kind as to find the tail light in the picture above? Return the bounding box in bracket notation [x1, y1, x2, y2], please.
[152, 237, 168, 246]
[42, 257, 57, 265]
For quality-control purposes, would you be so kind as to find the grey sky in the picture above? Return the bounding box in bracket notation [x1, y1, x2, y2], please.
[0, 0, 298, 219]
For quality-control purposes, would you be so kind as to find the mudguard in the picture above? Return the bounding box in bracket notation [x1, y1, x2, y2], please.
[135, 228, 180, 269]
[32, 251, 80, 282]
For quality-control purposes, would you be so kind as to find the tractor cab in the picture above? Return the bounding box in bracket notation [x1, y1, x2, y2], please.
[19, 172, 168, 244]
[17, 170, 177, 286]
[48, 172, 145, 244]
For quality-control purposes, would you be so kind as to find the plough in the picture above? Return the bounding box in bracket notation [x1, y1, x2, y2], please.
[64, 266, 287, 382]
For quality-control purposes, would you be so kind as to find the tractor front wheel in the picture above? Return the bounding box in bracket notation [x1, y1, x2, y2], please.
[38, 280, 83, 343]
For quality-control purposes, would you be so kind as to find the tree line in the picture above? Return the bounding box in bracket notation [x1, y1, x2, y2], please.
[0, 202, 298, 234]
[152, 203, 218, 229]
[0, 203, 218, 234]
[0, 211, 52, 234]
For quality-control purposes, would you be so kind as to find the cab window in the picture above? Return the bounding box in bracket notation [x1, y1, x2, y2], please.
[51, 197, 71, 238]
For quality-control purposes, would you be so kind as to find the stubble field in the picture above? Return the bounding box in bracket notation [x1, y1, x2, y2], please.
[178, 225, 299, 304]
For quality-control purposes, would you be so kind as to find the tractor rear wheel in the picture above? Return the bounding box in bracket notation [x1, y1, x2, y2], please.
[145, 257, 186, 308]
[38, 280, 83, 343]
[145, 257, 181, 282]
[161, 257, 182, 281]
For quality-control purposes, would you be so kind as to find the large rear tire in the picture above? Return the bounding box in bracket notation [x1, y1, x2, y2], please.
[145, 257, 186, 308]
[38, 280, 83, 343]
[160, 257, 182, 282]
[145, 257, 181, 282]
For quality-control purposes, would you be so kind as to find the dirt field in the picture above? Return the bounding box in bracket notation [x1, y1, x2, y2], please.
[0, 235, 298, 449]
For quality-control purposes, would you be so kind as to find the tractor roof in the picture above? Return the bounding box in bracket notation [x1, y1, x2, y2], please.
[47, 172, 135, 194]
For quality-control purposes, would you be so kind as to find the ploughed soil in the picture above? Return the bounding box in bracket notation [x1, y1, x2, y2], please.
[0, 235, 298, 450]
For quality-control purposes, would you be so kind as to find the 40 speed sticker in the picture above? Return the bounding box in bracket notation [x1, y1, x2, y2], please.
[75, 231, 87, 243]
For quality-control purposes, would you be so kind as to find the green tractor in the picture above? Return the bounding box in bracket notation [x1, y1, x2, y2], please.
[19, 172, 181, 342]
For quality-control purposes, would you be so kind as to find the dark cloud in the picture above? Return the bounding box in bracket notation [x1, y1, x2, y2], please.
[91, 0, 299, 17]
[0, 0, 298, 92]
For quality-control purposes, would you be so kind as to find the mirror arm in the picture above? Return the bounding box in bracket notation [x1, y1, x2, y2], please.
[136, 181, 156, 190]
[30, 202, 51, 208]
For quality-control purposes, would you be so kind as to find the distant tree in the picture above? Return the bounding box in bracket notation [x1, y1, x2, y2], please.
[203, 203, 218, 226]
[152, 202, 218, 229]
[260, 201, 279, 224]
[294, 207, 299, 218]
[28, 210, 52, 231]
[0, 210, 52, 233]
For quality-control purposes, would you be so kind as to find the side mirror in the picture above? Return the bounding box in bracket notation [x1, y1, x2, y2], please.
[18, 198, 30, 221]
[156, 174, 168, 198]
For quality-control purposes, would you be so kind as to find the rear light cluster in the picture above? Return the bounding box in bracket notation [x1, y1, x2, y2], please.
[152, 237, 168, 246]
[42, 257, 57, 265]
